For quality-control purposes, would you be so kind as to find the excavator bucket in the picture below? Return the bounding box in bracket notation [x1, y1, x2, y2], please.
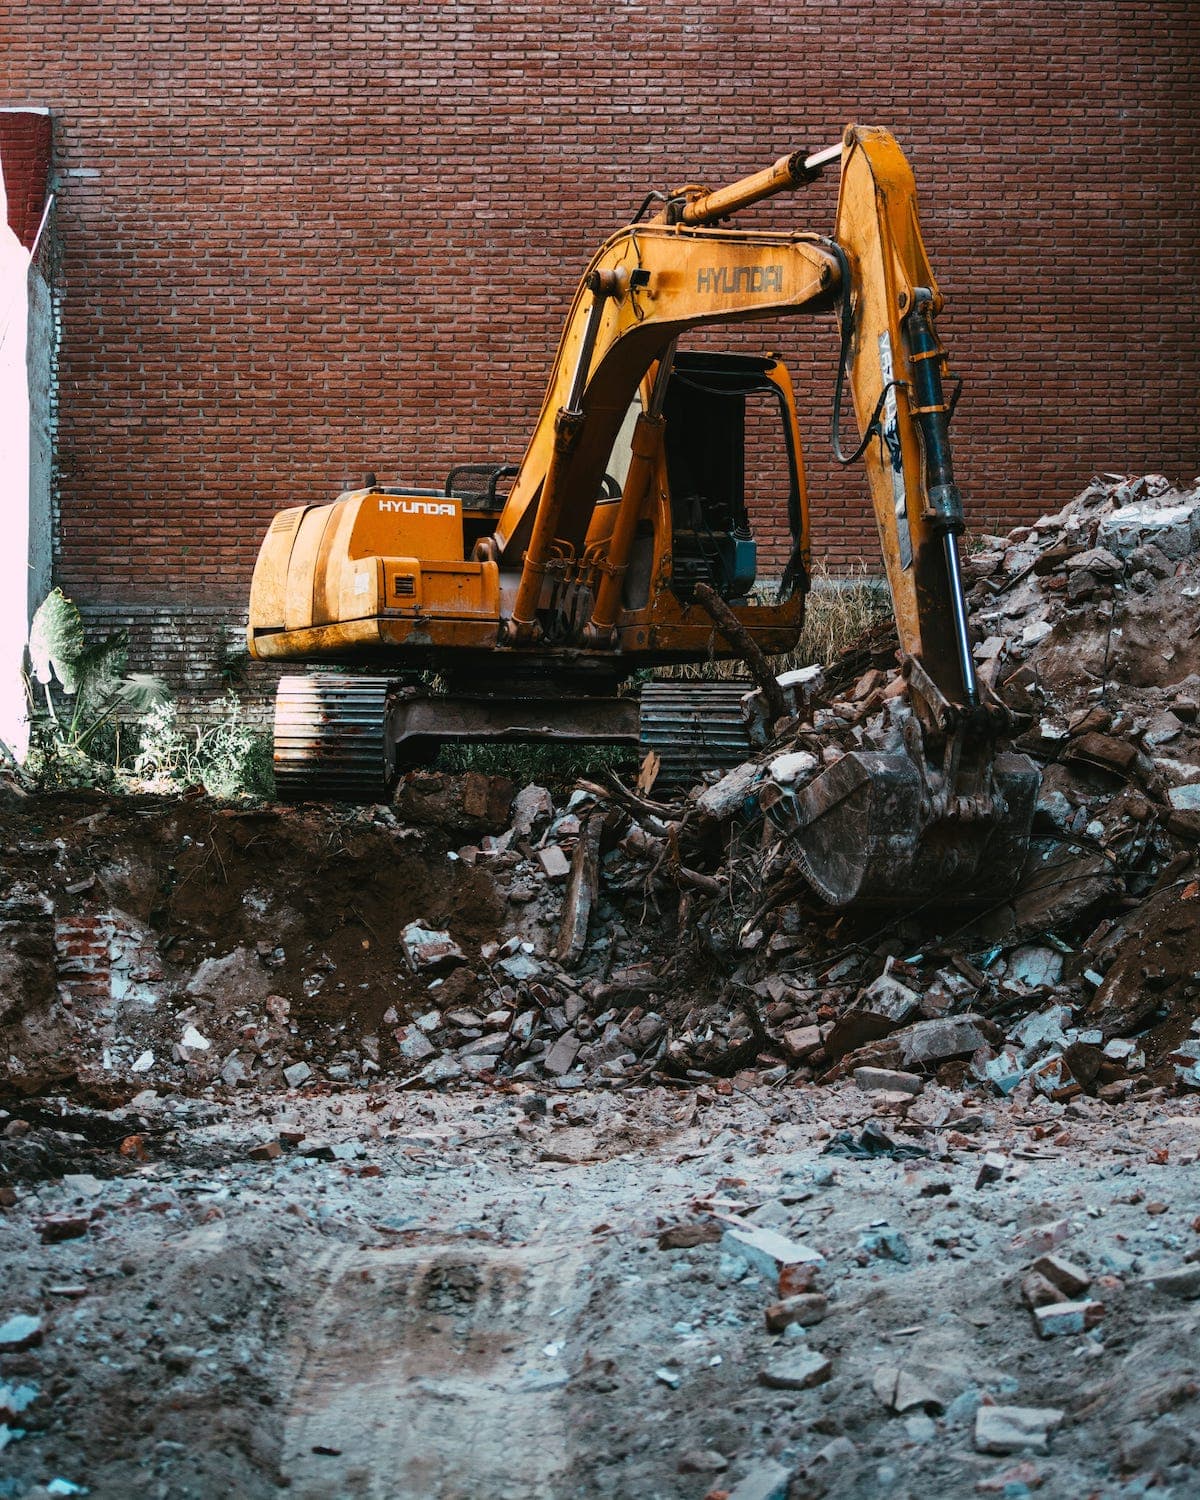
[763, 746, 1040, 908]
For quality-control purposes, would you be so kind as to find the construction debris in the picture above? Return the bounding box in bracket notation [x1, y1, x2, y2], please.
[2, 474, 1200, 1497]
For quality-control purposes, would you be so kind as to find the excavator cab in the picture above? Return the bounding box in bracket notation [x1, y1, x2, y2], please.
[661, 352, 803, 605]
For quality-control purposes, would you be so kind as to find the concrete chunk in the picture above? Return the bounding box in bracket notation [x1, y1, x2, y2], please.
[536, 844, 571, 880]
[722, 1222, 823, 1295]
[726, 1461, 795, 1500]
[1033, 1298, 1103, 1338]
[858, 967, 921, 1024]
[759, 1349, 832, 1391]
[0, 1315, 42, 1351]
[853, 1066, 923, 1095]
[897, 1014, 996, 1068]
[974, 1404, 1065, 1455]
[1142, 1265, 1200, 1299]
[401, 921, 465, 972]
[543, 1031, 581, 1076]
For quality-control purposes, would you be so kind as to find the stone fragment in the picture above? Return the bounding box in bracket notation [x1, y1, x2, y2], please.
[179, 1024, 211, 1052]
[677, 1448, 728, 1474]
[722, 1222, 823, 1294]
[974, 1404, 1065, 1455]
[767, 750, 818, 784]
[764, 1293, 828, 1332]
[696, 759, 761, 820]
[417, 1055, 464, 1086]
[759, 1349, 832, 1390]
[458, 1030, 508, 1058]
[37, 1214, 89, 1244]
[497, 952, 541, 981]
[186, 946, 273, 1005]
[872, 1365, 945, 1414]
[853, 1066, 923, 1095]
[394, 1025, 436, 1061]
[975, 1153, 1008, 1189]
[543, 1031, 582, 1076]
[975, 1461, 1046, 1493]
[1007, 1219, 1073, 1259]
[726, 1461, 795, 1500]
[536, 845, 571, 880]
[1099, 494, 1200, 559]
[857, 1227, 911, 1263]
[1063, 545, 1124, 578]
[0, 1380, 37, 1421]
[1033, 1298, 1103, 1338]
[282, 1061, 312, 1087]
[1007, 945, 1064, 989]
[401, 921, 465, 972]
[555, 812, 604, 966]
[1119, 1420, 1193, 1474]
[783, 1024, 822, 1059]
[61, 1173, 103, 1198]
[1021, 619, 1053, 647]
[0, 1315, 42, 1350]
[1142, 1264, 1200, 1299]
[509, 784, 554, 840]
[658, 1222, 722, 1250]
[297, 1140, 336, 1160]
[897, 1014, 997, 1068]
[858, 966, 921, 1024]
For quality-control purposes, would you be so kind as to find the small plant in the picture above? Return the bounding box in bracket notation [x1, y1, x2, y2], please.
[25, 588, 168, 783]
[133, 694, 275, 800]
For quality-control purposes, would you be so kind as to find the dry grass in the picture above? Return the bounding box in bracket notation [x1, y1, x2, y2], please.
[657, 563, 891, 682]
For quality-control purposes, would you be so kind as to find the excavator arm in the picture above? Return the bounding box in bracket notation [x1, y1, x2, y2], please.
[489, 125, 981, 727]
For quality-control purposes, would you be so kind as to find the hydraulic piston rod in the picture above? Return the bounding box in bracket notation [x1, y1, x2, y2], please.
[677, 142, 843, 225]
[903, 289, 978, 707]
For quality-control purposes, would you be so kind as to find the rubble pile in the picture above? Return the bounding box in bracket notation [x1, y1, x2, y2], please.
[0, 473, 1197, 1119]
[569, 472, 1200, 1104]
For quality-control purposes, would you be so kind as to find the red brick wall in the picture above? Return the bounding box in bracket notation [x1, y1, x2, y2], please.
[6, 1, 1199, 597]
[0, 109, 51, 250]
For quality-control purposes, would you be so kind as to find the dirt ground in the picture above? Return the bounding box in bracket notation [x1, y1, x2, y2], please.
[2, 1071, 1199, 1499]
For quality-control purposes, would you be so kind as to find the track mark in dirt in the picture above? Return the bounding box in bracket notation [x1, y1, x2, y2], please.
[282, 1242, 592, 1499]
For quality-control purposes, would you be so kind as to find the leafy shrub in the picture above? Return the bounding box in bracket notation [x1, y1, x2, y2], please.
[24, 589, 168, 784]
[133, 694, 274, 799]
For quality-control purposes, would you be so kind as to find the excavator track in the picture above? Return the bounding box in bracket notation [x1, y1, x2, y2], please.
[273, 674, 393, 803]
[638, 680, 756, 789]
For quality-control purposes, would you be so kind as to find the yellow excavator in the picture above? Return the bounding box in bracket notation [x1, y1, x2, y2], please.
[248, 124, 1039, 906]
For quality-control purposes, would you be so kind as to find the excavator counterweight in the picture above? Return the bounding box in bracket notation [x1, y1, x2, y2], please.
[248, 125, 1038, 908]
